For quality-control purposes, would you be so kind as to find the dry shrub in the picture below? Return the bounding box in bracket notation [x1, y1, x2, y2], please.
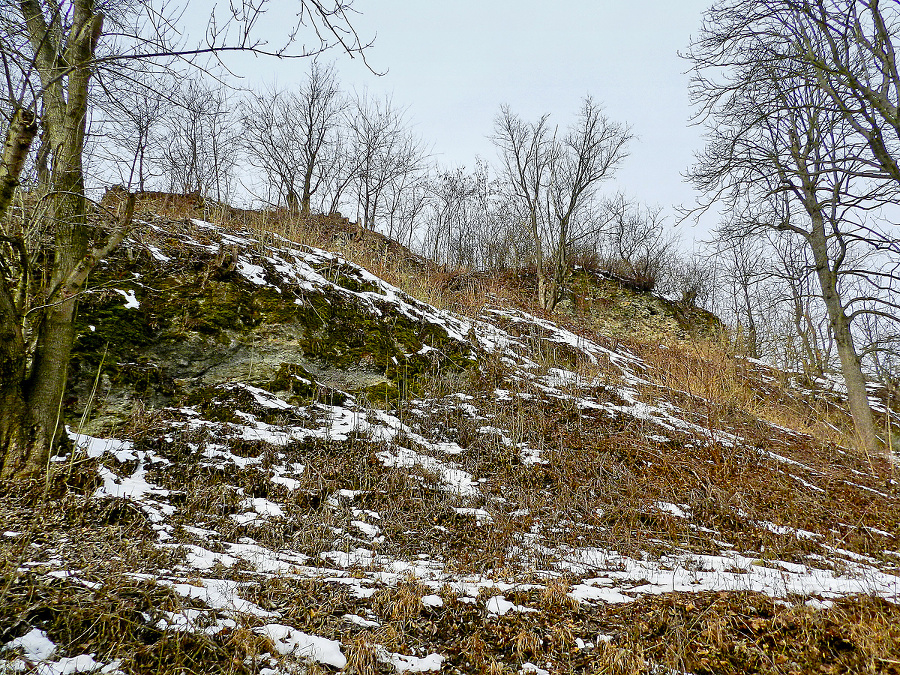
[373, 573, 426, 622]
[590, 642, 648, 674]
[513, 627, 543, 659]
[372, 624, 403, 652]
[100, 186, 207, 220]
[485, 658, 512, 675]
[457, 633, 489, 671]
[604, 256, 659, 292]
[540, 577, 578, 611]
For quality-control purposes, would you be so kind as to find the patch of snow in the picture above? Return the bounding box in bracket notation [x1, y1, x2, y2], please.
[654, 502, 690, 519]
[758, 521, 821, 540]
[321, 547, 377, 569]
[0, 630, 121, 675]
[113, 288, 139, 309]
[343, 613, 380, 628]
[453, 508, 493, 525]
[145, 245, 170, 262]
[242, 497, 285, 518]
[553, 547, 900, 603]
[70, 432, 136, 462]
[4, 628, 56, 661]
[864, 525, 894, 538]
[520, 663, 551, 675]
[568, 583, 635, 604]
[45, 570, 101, 590]
[164, 577, 278, 618]
[352, 520, 383, 538]
[93, 461, 174, 527]
[271, 473, 303, 490]
[156, 609, 236, 635]
[485, 595, 536, 616]
[236, 260, 274, 288]
[257, 625, 346, 669]
[375, 645, 444, 673]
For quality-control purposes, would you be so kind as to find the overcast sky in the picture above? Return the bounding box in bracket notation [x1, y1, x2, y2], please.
[226, 1, 716, 241]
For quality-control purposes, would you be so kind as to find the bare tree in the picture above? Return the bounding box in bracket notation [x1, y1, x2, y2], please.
[668, 253, 717, 310]
[602, 195, 677, 292]
[687, 4, 899, 456]
[419, 160, 531, 270]
[0, 0, 371, 481]
[160, 77, 239, 201]
[739, 1, 900, 193]
[346, 92, 427, 231]
[711, 231, 770, 359]
[770, 233, 836, 378]
[424, 164, 483, 266]
[708, 222, 835, 374]
[382, 165, 429, 247]
[88, 68, 177, 191]
[493, 106, 554, 306]
[317, 125, 358, 215]
[493, 98, 631, 311]
[242, 63, 346, 213]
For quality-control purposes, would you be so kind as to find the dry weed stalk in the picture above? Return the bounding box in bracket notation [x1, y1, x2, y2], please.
[344, 635, 378, 675]
[374, 572, 426, 622]
[540, 577, 578, 610]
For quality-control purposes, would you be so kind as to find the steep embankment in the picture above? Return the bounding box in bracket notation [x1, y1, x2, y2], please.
[1, 214, 898, 675]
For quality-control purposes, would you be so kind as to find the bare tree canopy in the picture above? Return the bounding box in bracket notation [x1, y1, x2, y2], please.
[346, 92, 428, 231]
[493, 97, 631, 311]
[241, 63, 347, 213]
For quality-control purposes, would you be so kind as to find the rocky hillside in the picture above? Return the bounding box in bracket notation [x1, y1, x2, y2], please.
[1, 210, 898, 675]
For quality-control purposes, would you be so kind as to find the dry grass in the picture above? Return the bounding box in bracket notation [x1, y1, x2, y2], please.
[373, 573, 428, 622]
[4, 203, 899, 674]
[3, 378, 898, 674]
[182, 206, 528, 319]
[605, 592, 900, 675]
[344, 636, 379, 675]
[631, 336, 855, 449]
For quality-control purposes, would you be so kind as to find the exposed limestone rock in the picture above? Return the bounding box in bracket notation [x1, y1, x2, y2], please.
[68, 219, 473, 436]
[561, 268, 721, 341]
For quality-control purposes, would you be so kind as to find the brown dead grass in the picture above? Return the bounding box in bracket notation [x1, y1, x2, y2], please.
[605, 592, 900, 675]
[631, 337, 855, 449]
[2, 376, 898, 675]
[194, 206, 529, 318]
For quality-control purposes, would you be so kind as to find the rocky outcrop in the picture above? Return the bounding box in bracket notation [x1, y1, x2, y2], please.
[68, 219, 474, 435]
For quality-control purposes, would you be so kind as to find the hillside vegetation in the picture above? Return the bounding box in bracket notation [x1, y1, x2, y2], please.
[1, 204, 898, 675]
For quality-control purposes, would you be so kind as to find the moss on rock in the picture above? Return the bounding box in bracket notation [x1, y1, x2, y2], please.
[68, 226, 473, 432]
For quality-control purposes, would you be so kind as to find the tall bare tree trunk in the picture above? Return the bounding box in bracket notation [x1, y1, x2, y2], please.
[301, 164, 314, 215]
[0, 0, 103, 480]
[808, 215, 880, 457]
[0, 109, 38, 219]
[529, 208, 551, 310]
[0, 110, 40, 479]
[0, 279, 35, 479]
